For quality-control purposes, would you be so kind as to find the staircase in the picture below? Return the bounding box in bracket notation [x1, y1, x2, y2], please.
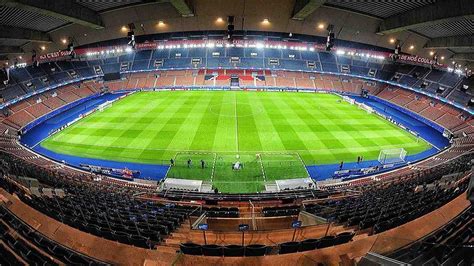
[163, 219, 192, 248]
[230, 76, 240, 90]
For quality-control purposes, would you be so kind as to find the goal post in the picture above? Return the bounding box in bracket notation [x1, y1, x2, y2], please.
[98, 101, 113, 112]
[378, 148, 407, 165]
[342, 96, 355, 105]
[356, 102, 374, 114]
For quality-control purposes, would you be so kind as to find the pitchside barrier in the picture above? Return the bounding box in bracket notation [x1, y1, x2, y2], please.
[46, 93, 130, 139]
[20, 93, 102, 134]
[368, 95, 447, 134]
[344, 96, 427, 144]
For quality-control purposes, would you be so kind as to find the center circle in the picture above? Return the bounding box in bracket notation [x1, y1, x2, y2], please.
[209, 102, 264, 118]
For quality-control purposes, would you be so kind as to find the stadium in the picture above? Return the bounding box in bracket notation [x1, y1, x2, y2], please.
[0, 0, 473, 265]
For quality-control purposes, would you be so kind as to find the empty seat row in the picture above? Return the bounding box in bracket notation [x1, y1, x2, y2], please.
[0, 205, 106, 265]
[279, 231, 355, 254]
[180, 243, 268, 257]
[179, 231, 355, 257]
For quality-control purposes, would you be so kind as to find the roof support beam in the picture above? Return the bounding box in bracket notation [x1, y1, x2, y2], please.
[0, 46, 24, 55]
[0, 25, 51, 42]
[451, 53, 474, 62]
[169, 0, 194, 17]
[425, 35, 474, 49]
[0, 0, 104, 29]
[378, 0, 474, 34]
[292, 0, 326, 20]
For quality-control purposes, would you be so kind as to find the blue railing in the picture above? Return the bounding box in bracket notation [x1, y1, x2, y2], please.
[21, 93, 101, 134]
[368, 95, 446, 134]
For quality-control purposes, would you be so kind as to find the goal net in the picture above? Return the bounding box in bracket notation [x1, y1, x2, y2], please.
[161, 178, 203, 192]
[342, 96, 355, 105]
[378, 148, 407, 164]
[275, 178, 316, 191]
[356, 102, 374, 114]
[98, 101, 113, 112]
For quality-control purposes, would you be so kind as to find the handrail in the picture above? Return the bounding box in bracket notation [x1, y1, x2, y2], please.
[249, 200, 256, 230]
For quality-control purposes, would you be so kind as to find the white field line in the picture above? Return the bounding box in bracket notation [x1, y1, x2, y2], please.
[295, 152, 311, 177]
[257, 154, 266, 182]
[211, 153, 217, 182]
[164, 152, 180, 179]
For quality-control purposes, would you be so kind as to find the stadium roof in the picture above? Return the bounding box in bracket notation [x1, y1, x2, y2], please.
[0, 0, 472, 68]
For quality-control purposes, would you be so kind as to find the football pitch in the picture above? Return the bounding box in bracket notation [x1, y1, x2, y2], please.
[41, 91, 431, 193]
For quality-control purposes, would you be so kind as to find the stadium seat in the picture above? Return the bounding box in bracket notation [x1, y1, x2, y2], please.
[223, 245, 245, 257]
[245, 244, 267, 256]
[180, 243, 202, 255]
[299, 238, 319, 251]
[279, 241, 301, 254]
[334, 232, 355, 245]
[202, 244, 223, 256]
[317, 236, 336, 249]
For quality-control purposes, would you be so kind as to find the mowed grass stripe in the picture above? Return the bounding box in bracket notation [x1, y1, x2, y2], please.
[247, 93, 287, 152]
[212, 93, 238, 152]
[138, 92, 203, 161]
[237, 92, 263, 152]
[260, 93, 309, 151]
[42, 91, 431, 167]
[189, 92, 223, 150]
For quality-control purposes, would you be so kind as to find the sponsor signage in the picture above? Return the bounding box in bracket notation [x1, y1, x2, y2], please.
[291, 220, 302, 228]
[198, 224, 209, 230]
[239, 224, 250, 231]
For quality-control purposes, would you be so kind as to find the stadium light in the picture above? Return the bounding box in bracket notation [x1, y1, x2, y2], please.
[40, 45, 46, 51]
[67, 38, 76, 59]
[318, 23, 325, 30]
[127, 23, 136, 50]
[409, 45, 414, 50]
[325, 24, 335, 51]
[262, 18, 270, 25]
[227, 16, 235, 42]
[432, 53, 438, 65]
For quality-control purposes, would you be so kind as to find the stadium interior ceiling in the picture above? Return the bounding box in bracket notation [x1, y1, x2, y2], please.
[0, 0, 473, 69]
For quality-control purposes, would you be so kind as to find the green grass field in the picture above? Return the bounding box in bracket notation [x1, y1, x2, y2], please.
[42, 91, 431, 193]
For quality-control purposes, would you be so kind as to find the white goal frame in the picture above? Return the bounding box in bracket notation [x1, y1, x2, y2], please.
[98, 101, 113, 112]
[357, 102, 374, 114]
[378, 148, 407, 164]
